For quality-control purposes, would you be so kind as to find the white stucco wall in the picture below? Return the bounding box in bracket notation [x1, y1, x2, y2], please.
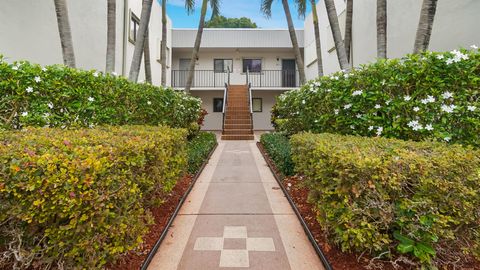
[252, 90, 286, 130]
[191, 90, 225, 130]
[0, 0, 171, 85]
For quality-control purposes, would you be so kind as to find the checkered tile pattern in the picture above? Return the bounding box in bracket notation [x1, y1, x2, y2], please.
[193, 226, 276, 268]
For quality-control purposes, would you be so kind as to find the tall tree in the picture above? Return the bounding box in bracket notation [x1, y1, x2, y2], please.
[261, 0, 306, 84]
[128, 0, 153, 82]
[106, 0, 116, 73]
[205, 16, 258, 28]
[185, 0, 220, 92]
[377, 0, 387, 59]
[144, 30, 152, 83]
[324, 0, 349, 70]
[161, 0, 167, 86]
[413, 0, 438, 53]
[344, 0, 353, 63]
[296, 0, 324, 77]
[53, 0, 76, 68]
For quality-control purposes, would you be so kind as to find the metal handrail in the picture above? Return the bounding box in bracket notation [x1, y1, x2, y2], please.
[171, 70, 229, 88]
[248, 83, 253, 114]
[222, 83, 228, 131]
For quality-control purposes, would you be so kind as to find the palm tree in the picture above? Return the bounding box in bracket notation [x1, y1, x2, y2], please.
[185, 0, 220, 93]
[323, 0, 349, 71]
[295, 0, 323, 77]
[161, 0, 167, 86]
[413, 0, 438, 53]
[261, 0, 306, 84]
[344, 0, 353, 63]
[106, 0, 116, 73]
[53, 0, 76, 68]
[377, 0, 387, 59]
[144, 30, 152, 83]
[129, 0, 153, 82]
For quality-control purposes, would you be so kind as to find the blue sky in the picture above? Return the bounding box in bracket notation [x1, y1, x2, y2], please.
[163, 0, 310, 29]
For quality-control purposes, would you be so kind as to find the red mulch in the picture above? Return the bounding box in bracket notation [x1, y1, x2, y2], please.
[107, 174, 194, 270]
[256, 142, 480, 270]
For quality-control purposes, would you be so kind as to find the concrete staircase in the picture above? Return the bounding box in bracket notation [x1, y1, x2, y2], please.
[221, 84, 254, 140]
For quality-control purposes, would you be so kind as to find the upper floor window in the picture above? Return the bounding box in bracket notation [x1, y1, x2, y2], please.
[129, 12, 140, 44]
[214, 59, 233, 73]
[243, 59, 262, 73]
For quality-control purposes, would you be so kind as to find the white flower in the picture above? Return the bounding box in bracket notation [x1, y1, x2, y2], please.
[21, 112, 28, 117]
[43, 112, 50, 118]
[425, 124, 434, 131]
[331, 76, 339, 80]
[12, 66, 19, 71]
[368, 126, 374, 131]
[413, 107, 420, 112]
[467, 105, 476, 112]
[471, 45, 478, 50]
[407, 120, 423, 131]
[26, 87, 33, 93]
[313, 81, 321, 87]
[374, 104, 381, 109]
[42, 67, 47, 72]
[93, 72, 99, 77]
[386, 99, 392, 105]
[436, 55, 444, 60]
[88, 97, 95, 102]
[352, 90, 363, 96]
[47, 102, 54, 109]
[334, 109, 340, 115]
[444, 137, 451, 142]
[404, 95, 412, 101]
[442, 91, 453, 99]
[356, 114, 363, 119]
[302, 100, 306, 104]
[325, 88, 332, 93]
[34, 76, 41, 83]
[441, 104, 456, 113]
[344, 104, 352, 109]
[421, 95, 435, 104]
[147, 101, 152, 105]
[350, 125, 355, 129]
[376, 127, 383, 136]
[111, 72, 118, 76]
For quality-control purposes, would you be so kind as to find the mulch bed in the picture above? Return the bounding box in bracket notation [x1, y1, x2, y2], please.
[256, 142, 480, 270]
[108, 174, 194, 270]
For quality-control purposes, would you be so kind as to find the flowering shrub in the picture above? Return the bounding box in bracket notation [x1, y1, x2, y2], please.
[273, 47, 480, 146]
[0, 126, 187, 269]
[0, 57, 202, 130]
[291, 133, 480, 267]
[260, 133, 294, 176]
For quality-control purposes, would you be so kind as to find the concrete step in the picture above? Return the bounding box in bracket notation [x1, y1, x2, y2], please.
[221, 134, 255, 140]
[223, 129, 253, 135]
[224, 124, 252, 129]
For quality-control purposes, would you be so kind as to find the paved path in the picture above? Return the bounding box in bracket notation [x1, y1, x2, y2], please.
[148, 140, 324, 270]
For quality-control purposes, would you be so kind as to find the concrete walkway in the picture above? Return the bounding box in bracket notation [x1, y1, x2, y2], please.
[148, 140, 324, 270]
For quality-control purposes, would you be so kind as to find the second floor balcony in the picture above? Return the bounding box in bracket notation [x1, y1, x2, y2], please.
[171, 69, 300, 89]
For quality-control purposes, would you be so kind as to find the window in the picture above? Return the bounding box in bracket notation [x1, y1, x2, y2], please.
[129, 12, 140, 44]
[213, 98, 224, 112]
[214, 59, 233, 73]
[243, 59, 262, 73]
[252, 98, 262, 112]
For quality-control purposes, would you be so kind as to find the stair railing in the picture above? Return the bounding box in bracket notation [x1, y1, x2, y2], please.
[222, 82, 228, 131]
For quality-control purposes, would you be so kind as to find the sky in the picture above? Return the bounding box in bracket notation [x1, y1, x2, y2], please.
[164, 0, 310, 29]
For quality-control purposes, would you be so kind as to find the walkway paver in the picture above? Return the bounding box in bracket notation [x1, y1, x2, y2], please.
[147, 140, 324, 270]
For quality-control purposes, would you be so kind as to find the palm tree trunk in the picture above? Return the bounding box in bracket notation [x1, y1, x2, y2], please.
[53, 0, 76, 68]
[282, 0, 306, 84]
[324, 0, 349, 71]
[413, 0, 438, 53]
[128, 0, 153, 82]
[344, 0, 353, 63]
[161, 0, 167, 86]
[106, 0, 116, 73]
[376, 0, 387, 59]
[310, 0, 324, 77]
[185, 0, 208, 93]
[144, 30, 152, 84]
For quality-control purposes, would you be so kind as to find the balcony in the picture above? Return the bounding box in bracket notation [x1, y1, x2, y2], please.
[171, 70, 300, 89]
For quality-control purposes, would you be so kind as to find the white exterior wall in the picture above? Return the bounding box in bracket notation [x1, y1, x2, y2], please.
[304, 0, 480, 79]
[191, 90, 224, 130]
[0, 0, 171, 85]
[252, 90, 286, 130]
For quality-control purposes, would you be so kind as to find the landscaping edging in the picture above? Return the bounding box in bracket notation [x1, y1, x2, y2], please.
[256, 142, 333, 270]
[140, 142, 218, 270]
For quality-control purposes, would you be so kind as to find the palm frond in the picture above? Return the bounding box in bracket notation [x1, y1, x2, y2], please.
[294, 0, 307, 18]
[260, 0, 275, 18]
[210, 0, 221, 19]
[185, 0, 195, 14]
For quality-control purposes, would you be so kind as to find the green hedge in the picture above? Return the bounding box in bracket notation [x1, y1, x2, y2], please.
[0, 57, 201, 130]
[273, 48, 480, 146]
[187, 132, 217, 174]
[0, 126, 187, 269]
[291, 133, 480, 266]
[260, 133, 294, 176]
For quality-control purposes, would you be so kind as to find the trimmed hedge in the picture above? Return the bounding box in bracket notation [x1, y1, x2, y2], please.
[187, 132, 217, 174]
[273, 48, 480, 146]
[291, 133, 480, 266]
[0, 57, 201, 130]
[260, 133, 294, 176]
[0, 126, 187, 269]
